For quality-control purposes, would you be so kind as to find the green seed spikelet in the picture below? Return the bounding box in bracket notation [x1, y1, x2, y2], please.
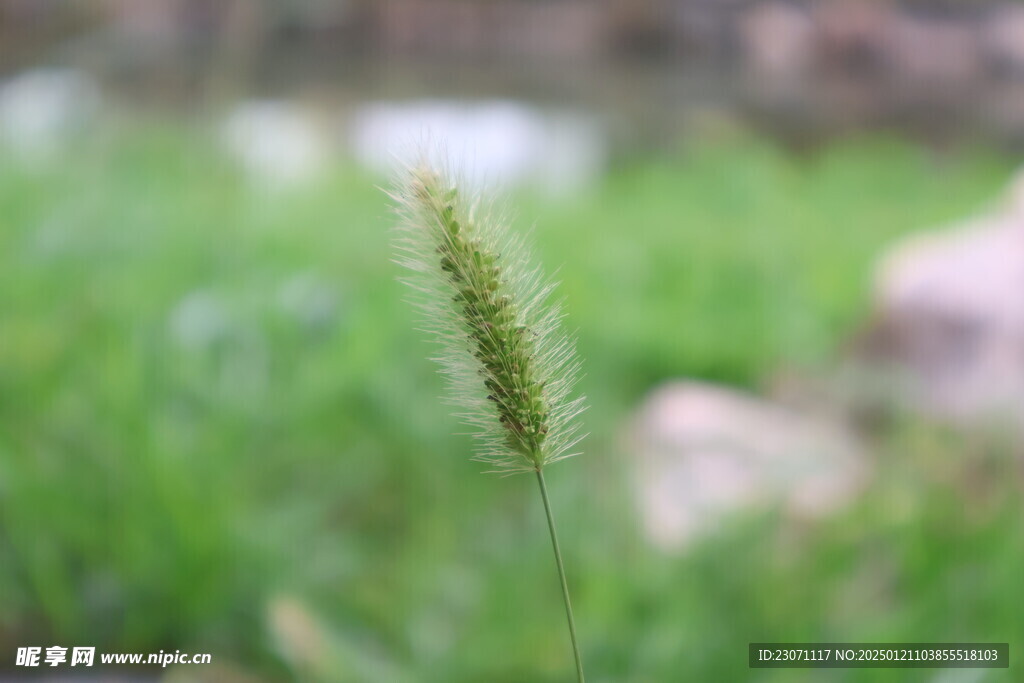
[392, 165, 586, 474]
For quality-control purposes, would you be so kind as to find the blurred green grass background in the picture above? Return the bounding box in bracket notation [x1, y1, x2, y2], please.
[1, 126, 1021, 681]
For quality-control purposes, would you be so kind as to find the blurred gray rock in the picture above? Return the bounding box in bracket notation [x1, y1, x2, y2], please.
[863, 169, 1024, 432]
[629, 381, 867, 552]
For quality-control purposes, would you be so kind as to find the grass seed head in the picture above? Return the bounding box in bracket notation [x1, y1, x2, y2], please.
[392, 164, 586, 474]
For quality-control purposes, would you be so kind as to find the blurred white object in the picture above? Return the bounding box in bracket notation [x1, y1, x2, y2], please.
[869, 168, 1024, 431]
[0, 68, 100, 163]
[629, 381, 866, 552]
[221, 101, 329, 188]
[348, 99, 604, 194]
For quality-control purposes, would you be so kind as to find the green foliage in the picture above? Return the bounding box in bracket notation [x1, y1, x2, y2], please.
[0, 127, 1019, 680]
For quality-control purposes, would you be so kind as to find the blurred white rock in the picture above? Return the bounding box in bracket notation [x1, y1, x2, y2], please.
[629, 381, 867, 552]
[866, 168, 1024, 431]
[221, 100, 329, 188]
[0, 68, 101, 164]
[348, 99, 604, 195]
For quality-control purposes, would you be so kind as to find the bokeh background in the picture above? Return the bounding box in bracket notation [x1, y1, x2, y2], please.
[2, 1, 1023, 681]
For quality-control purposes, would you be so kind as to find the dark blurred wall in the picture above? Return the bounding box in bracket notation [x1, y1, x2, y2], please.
[5, 0, 1024, 74]
[5, 0, 1024, 146]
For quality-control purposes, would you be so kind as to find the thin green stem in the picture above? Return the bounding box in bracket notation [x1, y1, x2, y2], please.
[535, 469, 585, 683]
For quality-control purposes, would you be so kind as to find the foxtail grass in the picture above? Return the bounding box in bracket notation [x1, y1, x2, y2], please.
[391, 164, 587, 681]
